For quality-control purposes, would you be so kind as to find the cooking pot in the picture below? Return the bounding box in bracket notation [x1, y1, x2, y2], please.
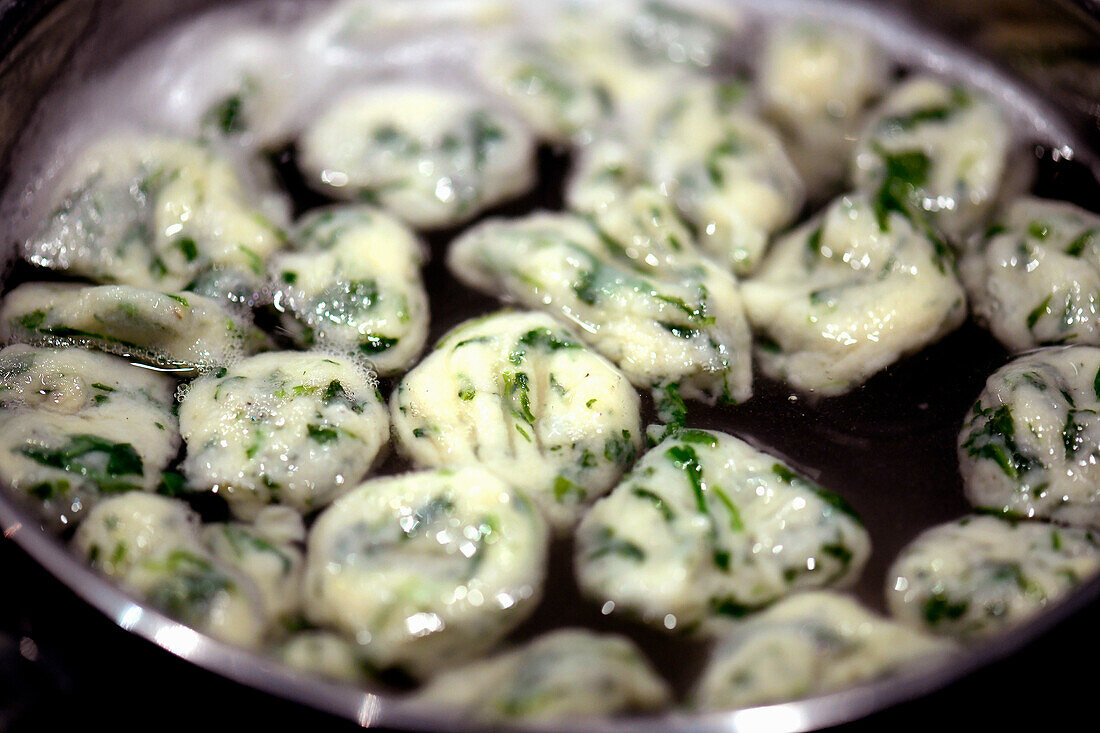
[0, 1, 1098, 730]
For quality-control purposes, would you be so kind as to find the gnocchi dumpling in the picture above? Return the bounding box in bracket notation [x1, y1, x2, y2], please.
[852, 76, 1012, 242]
[960, 197, 1100, 352]
[270, 205, 429, 375]
[22, 135, 287, 303]
[448, 212, 753, 404]
[201, 506, 306, 629]
[178, 352, 389, 519]
[691, 592, 955, 710]
[535, 6, 692, 118]
[0, 283, 269, 371]
[474, 38, 609, 143]
[187, 31, 299, 147]
[574, 429, 871, 632]
[73, 492, 201, 577]
[272, 630, 372, 685]
[958, 346, 1100, 529]
[887, 514, 1100, 639]
[757, 22, 889, 199]
[391, 310, 642, 532]
[643, 78, 805, 275]
[303, 467, 549, 677]
[73, 492, 268, 648]
[0, 344, 180, 527]
[565, 133, 643, 216]
[548, 0, 744, 97]
[414, 628, 671, 722]
[298, 84, 537, 229]
[586, 186, 699, 278]
[607, 0, 745, 71]
[741, 193, 967, 396]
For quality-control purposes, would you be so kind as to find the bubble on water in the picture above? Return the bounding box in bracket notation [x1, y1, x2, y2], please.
[174, 381, 192, 404]
[307, 342, 380, 393]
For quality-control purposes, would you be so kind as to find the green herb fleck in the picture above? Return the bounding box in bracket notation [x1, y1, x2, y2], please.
[587, 526, 646, 562]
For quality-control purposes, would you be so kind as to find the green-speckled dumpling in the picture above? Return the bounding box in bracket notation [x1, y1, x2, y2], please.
[961, 197, 1100, 352]
[73, 492, 268, 648]
[270, 205, 429, 375]
[22, 135, 287, 303]
[448, 212, 752, 404]
[642, 77, 805, 275]
[179, 351, 389, 519]
[692, 592, 955, 709]
[201, 506, 306, 629]
[0, 283, 269, 371]
[887, 515, 1100, 638]
[742, 193, 966, 396]
[575, 429, 870, 632]
[852, 76, 1012, 241]
[0, 344, 179, 527]
[415, 628, 671, 722]
[302, 467, 548, 677]
[958, 346, 1100, 528]
[392, 310, 642, 532]
[298, 84, 536, 229]
[757, 22, 889, 199]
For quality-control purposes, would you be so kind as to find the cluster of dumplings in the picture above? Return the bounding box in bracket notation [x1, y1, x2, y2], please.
[1, 0, 1099, 724]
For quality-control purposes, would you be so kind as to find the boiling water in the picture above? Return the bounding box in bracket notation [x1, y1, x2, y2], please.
[0, 0, 1098, 699]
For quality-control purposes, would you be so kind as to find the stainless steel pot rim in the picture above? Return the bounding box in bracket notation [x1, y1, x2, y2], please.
[4, 490, 1099, 732]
